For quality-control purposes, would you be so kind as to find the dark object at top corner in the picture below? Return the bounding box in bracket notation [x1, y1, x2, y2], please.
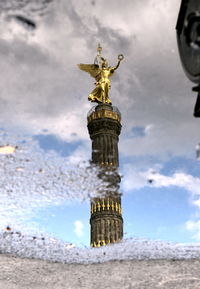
[176, 0, 200, 83]
[176, 0, 200, 117]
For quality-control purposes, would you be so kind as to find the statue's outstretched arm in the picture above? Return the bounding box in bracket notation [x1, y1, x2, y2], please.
[113, 60, 121, 71]
[113, 54, 124, 71]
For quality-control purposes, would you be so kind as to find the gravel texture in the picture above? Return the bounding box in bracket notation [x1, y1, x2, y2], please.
[1, 254, 200, 289]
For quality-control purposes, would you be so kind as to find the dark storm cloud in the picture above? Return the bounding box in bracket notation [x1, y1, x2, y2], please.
[0, 38, 66, 118]
[0, 0, 54, 15]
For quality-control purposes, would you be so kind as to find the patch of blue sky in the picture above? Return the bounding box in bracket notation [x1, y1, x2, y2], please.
[34, 134, 83, 157]
[30, 201, 90, 246]
[129, 126, 146, 138]
[159, 156, 200, 177]
[122, 186, 194, 243]
[119, 154, 161, 168]
[120, 154, 199, 178]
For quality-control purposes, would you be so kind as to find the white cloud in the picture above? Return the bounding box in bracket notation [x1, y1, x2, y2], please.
[74, 220, 84, 237]
[121, 163, 163, 191]
[150, 172, 200, 196]
[66, 142, 90, 166]
[122, 165, 200, 195]
[122, 167, 148, 191]
[186, 221, 200, 241]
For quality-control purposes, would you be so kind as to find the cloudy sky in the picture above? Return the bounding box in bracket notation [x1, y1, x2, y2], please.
[0, 0, 200, 246]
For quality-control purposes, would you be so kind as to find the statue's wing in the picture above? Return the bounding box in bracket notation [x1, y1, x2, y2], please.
[78, 64, 100, 79]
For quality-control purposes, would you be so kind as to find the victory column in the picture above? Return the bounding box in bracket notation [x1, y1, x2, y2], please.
[78, 44, 124, 247]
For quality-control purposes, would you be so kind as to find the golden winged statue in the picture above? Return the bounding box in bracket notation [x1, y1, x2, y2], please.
[78, 44, 124, 104]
